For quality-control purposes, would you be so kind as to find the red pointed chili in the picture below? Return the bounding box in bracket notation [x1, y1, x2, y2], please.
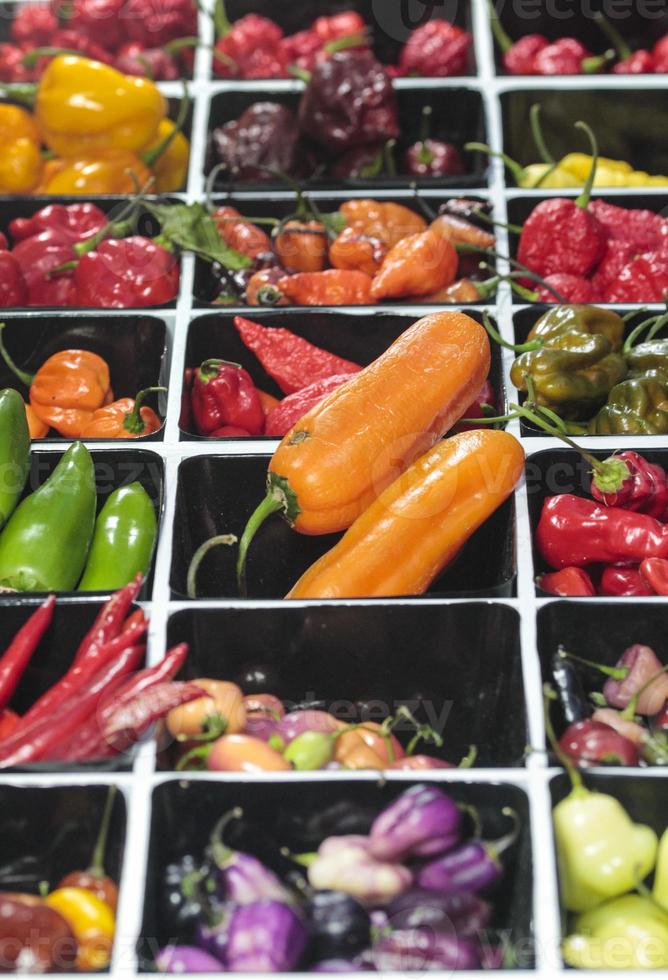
[73, 574, 143, 664]
[0, 595, 55, 711]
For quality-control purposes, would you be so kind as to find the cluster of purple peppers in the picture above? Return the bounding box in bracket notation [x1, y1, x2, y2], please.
[155, 785, 520, 973]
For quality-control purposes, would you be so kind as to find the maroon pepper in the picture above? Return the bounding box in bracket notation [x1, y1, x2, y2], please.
[0, 252, 27, 307]
[192, 359, 264, 436]
[559, 719, 640, 767]
[403, 106, 464, 179]
[591, 451, 668, 521]
[539, 567, 596, 597]
[600, 566, 656, 597]
[397, 20, 472, 77]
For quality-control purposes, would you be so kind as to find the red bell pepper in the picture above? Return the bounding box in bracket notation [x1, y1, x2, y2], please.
[191, 359, 264, 436]
[73, 237, 180, 308]
[539, 567, 596, 597]
[10, 233, 78, 307]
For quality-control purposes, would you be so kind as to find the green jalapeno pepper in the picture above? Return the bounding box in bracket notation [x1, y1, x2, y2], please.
[0, 388, 30, 530]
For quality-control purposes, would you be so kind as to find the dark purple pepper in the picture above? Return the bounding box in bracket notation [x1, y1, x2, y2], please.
[226, 900, 307, 972]
[209, 809, 294, 905]
[305, 890, 371, 962]
[415, 808, 520, 894]
[155, 945, 225, 973]
[211, 103, 300, 181]
[404, 140, 465, 178]
[369, 784, 462, 862]
[370, 929, 481, 971]
[385, 888, 492, 936]
[298, 50, 399, 153]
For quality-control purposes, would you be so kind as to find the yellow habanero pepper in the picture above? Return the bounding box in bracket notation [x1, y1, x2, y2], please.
[41, 149, 152, 195]
[142, 118, 190, 193]
[517, 162, 581, 189]
[46, 886, 115, 971]
[35, 55, 166, 159]
[0, 105, 43, 193]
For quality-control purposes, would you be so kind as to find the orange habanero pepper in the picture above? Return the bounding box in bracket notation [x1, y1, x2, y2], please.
[24, 400, 49, 439]
[213, 206, 272, 260]
[233, 311, 490, 583]
[339, 200, 427, 248]
[245, 268, 287, 306]
[79, 387, 164, 439]
[370, 229, 457, 301]
[329, 226, 388, 277]
[274, 219, 328, 273]
[335, 724, 405, 769]
[277, 270, 372, 306]
[287, 429, 524, 599]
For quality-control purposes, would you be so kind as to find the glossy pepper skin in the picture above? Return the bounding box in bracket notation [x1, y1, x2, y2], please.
[264, 375, 352, 438]
[518, 198, 607, 279]
[589, 377, 668, 434]
[211, 102, 299, 181]
[602, 644, 668, 715]
[74, 237, 180, 308]
[539, 567, 596, 596]
[591, 451, 668, 520]
[141, 118, 190, 193]
[308, 836, 412, 906]
[213, 13, 287, 80]
[192, 360, 264, 436]
[9, 203, 107, 243]
[340, 199, 427, 248]
[77, 482, 157, 591]
[0, 252, 27, 307]
[398, 20, 471, 77]
[370, 230, 457, 301]
[370, 929, 481, 971]
[0, 388, 30, 529]
[226, 900, 307, 972]
[21, 348, 112, 438]
[46, 887, 115, 971]
[306, 891, 370, 963]
[213, 207, 272, 260]
[510, 305, 627, 418]
[558, 719, 640, 767]
[329, 226, 387, 277]
[0, 105, 43, 194]
[277, 270, 372, 306]
[563, 895, 668, 969]
[80, 390, 162, 439]
[40, 150, 152, 196]
[0, 895, 77, 972]
[0, 440, 96, 592]
[369, 785, 462, 862]
[298, 51, 399, 153]
[34, 55, 167, 158]
[600, 565, 655, 596]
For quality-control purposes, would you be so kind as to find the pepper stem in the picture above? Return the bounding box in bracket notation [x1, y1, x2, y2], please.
[557, 647, 629, 681]
[209, 807, 243, 867]
[198, 358, 243, 382]
[488, 807, 521, 858]
[623, 311, 668, 353]
[574, 121, 599, 210]
[213, 0, 231, 37]
[186, 534, 238, 599]
[163, 36, 200, 56]
[89, 785, 117, 878]
[0, 82, 37, 106]
[21, 46, 81, 67]
[123, 386, 166, 436]
[0, 324, 34, 387]
[324, 30, 370, 54]
[543, 683, 584, 791]
[236, 493, 287, 595]
[481, 311, 541, 353]
[175, 743, 212, 771]
[593, 12, 632, 60]
[464, 142, 525, 184]
[530, 104, 555, 165]
[486, 0, 514, 52]
[388, 705, 444, 756]
[418, 105, 433, 145]
[142, 82, 191, 168]
[458, 745, 478, 768]
[383, 138, 397, 178]
[620, 664, 668, 721]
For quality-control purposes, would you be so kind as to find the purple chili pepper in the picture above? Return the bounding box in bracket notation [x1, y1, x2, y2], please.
[243, 712, 280, 741]
[276, 710, 342, 745]
[155, 945, 225, 973]
[226, 900, 307, 972]
[194, 905, 234, 964]
[415, 807, 520, 894]
[209, 808, 293, 905]
[370, 929, 481, 971]
[386, 888, 492, 936]
[369, 785, 462, 862]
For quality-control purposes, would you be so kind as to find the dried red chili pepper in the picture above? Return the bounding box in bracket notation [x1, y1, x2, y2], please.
[591, 450, 668, 521]
[191, 359, 264, 436]
[539, 567, 596, 597]
[599, 566, 656, 597]
[264, 373, 352, 438]
[397, 19, 471, 77]
[233, 315, 360, 394]
[0, 596, 56, 710]
[74, 237, 180, 308]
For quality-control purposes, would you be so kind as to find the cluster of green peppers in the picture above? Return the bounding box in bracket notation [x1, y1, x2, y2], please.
[507, 306, 668, 434]
[0, 388, 157, 592]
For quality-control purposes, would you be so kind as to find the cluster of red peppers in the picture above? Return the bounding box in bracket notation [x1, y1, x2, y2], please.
[0, 578, 203, 766]
[0, 0, 197, 82]
[538, 450, 668, 598]
[213, 7, 471, 79]
[181, 315, 495, 440]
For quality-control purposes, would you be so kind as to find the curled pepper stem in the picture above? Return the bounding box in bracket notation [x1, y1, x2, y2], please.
[620, 664, 668, 721]
[0, 324, 33, 387]
[623, 310, 668, 353]
[481, 311, 541, 354]
[384, 705, 444, 756]
[458, 744, 478, 768]
[236, 494, 285, 596]
[557, 646, 629, 681]
[198, 358, 243, 381]
[593, 11, 632, 60]
[574, 120, 599, 210]
[529, 104, 555, 165]
[209, 807, 243, 865]
[123, 386, 167, 435]
[213, 0, 231, 37]
[489, 807, 521, 857]
[543, 683, 584, 790]
[464, 142, 525, 184]
[89, 785, 117, 878]
[186, 534, 238, 599]
[486, 0, 513, 52]
[21, 46, 81, 67]
[163, 36, 201, 56]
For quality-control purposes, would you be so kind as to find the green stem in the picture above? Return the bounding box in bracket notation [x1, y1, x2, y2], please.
[582, 50, 615, 73]
[574, 121, 599, 210]
[164, 36, 200, 56]
[620, 664, 668, 721]
[186, 534, 238, 599]
[123, 387, 166, 435]
[530, 104, 555, 165]
[142, 82, 191, 168]
[236, 494, 284, 595]
[490, 807, 521, 857]
[0, 324, 34, 387]
[458, 745, 478, 768]
[213, 0, 230, 37]
[89, 785, 117, 877]
[464, 142, 525, 184]
[482, 311, 541, 353]
[543, 683, 584, 790]
[623, 312, 668, 353]
[209, 807, 243, 866]
[73, 218, 134, 258]
[486, 0, 513, 52]
[418, 105, 433, 145]
[384, 138, 397, 178]
[21, 47, 81, 68]
[593, 12, 632, 60]
[558, 647, 629, 681]
[288, 65, 312, 83]
[0, 82, 36, 107]
[199, 358, 242, 381]
[324, 31, 369, 54]
[176, 744, 212, 771]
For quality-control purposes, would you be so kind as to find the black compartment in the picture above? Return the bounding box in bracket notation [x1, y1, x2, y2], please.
[0, 783, 126, 900]
[163, 603, 526, 767]
[539, 600, 667, 747]
[1, 447, 164, 597]
[194, 194, 492, 305]
[180, 309, 506, 439]
[206, 88, 487, 191]
[170, 454, 516, 599]
[526, 446, 668, 593]
[502, 90, 668, 179]
[0, 198, 183, 310]
[0, 598, 143, 772]
[218, 0, 475, 73]
[511, 306, 667, 436]
[0, 314, 168, 441]
[492, 1, 668, 74]
[139, 778, 534, 968]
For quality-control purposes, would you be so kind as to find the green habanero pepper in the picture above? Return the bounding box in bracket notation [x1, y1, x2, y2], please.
[77, 481, 157, 592]
[0, 388, 30, 530]
[588, 377, 668, 434]
[506, 305, 627, 420]
[563, 895, 668, 969]
[623, 309, 668, 383]
[0, 440, 96, 592]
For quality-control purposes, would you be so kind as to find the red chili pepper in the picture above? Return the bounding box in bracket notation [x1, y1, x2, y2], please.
[191, 359, 264, 436]
[11, 5, 58, 45]
[313, 12, 366, 43]
[100, 680, 206, 753]
[0, 234, 7, 251]
[503, 35, 549, 74]
[264, 373, 352, 437]
[599, 566, 656, 597]
[451, 380, 496, 433]
[397, 20, 472, 77]
[213, 12, 287, 79]
[639, 558, 668, 596]
[539, 567, 596, 597]
[280, 12, 368, 71]
[535, 274, 597, 304]
[559, 719, 639, 767]
[74, 237, 180, 308]
[121, 0, 197, 48]
[9, 203, 107, 245]
[591, 240, 637, 296]
[121, 608, 146, 633]
[114, 42, 180, 80]
[614, 49, 655, 73]
[533, 38, 599, 75]
[0, 709, 19, 740]
[591, 451, 668, 521]
[604, 249, 668, 304]
[209, 425, 251, 437]
[537, 494, 668, 569]
[58, 0, 126, 50]
[588, 201, 667, 252]
[0, 43, 35, 82]
[653, 34, 668, 72]
[11, 233, 78, 307]
[74, 575, 144, 665]
[0, 644, 145, 767]
[0, 252, 27, 307]
[0, 595, 55, 711]
[233, 315, 360, 394]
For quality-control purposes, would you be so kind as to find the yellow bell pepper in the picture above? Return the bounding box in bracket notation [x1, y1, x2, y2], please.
[0, 105, 43, 194]
[35, 55, 166, 159]
[41, 150, 152, 195]
[142, 118, 190, 193]
[46, 886, 115, 971]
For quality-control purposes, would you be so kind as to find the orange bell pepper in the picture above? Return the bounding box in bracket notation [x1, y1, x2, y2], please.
[339, 200, 427, 248]
[329, 226, 388, 277]
[370, 229, 458, 301]
[286, 429, 524, 599]
[79, 387, 164, 438]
